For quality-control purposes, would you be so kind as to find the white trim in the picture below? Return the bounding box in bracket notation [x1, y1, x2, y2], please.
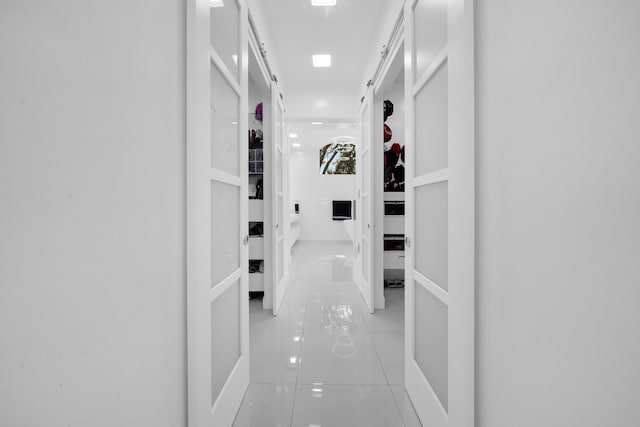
[209, 269, 242, 302]
[187, 1, 212, 426]
[210, 47, 242, 96]
[414, 270, 449, 305]
[209, 353, 249, 415]
[210, 169, 242, 187]
[447, 1, 476, 425]
[414, 168, 449, 187]
[406, 358, 449, 422]
[413, 48, 448, 97]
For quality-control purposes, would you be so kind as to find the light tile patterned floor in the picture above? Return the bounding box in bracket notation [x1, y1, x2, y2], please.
[234, 241, 421, 427]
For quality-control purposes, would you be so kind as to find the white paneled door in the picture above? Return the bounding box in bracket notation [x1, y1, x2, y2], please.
[187, 0, 249, 426]
[272, 84, 287, 314]
[404, 0, 475, 426]
[356, 86, 375, 313]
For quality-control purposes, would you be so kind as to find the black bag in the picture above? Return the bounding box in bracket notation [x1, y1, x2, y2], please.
[384, 99, 394, 122]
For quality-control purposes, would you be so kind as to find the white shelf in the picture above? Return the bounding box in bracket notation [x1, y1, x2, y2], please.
[249, 272, 264, 292]
[249, 237, 264, 258]
[383, 216, 404, 234]
[384, 251, 405, 269]
[249, 199, 264, 221]
[383, 192, 405, 202]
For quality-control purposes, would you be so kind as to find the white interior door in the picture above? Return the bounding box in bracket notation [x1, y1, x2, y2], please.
[187, 0, 249, 425]
[404, 0, 475, 426]
[356, 86, 375, 313]
[272, 85, 287, 315]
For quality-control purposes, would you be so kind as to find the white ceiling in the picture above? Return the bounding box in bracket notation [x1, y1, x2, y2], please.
[253, 0, 396, 120]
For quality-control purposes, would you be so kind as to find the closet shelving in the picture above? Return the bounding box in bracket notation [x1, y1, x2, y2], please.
[382, 96, 405, 287]
[248, 109, 267, 293]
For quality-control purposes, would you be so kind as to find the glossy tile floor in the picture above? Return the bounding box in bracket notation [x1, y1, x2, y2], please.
[233, 241, 422, 427]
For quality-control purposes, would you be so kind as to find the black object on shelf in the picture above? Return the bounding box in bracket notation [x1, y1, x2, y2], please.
[249, 260, 264, 273]
[249, 291, 264, 300]
[332, 200, 352, 220]
[294, 203, 300, 214]
[385, 279, 404, 288]
[384, 99, 394, 122]
[383, 234, 405, 251]
[249, 176, 263, 199]
[249, 222, 264, 237]
[384, 201, 405, 216]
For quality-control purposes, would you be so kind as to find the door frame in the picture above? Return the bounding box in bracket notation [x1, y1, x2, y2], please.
[248, 21, 275, 311]
[372, 17, 405, 311]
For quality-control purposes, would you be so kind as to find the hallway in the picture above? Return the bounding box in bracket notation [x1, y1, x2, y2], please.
[233, 241, 421, 426]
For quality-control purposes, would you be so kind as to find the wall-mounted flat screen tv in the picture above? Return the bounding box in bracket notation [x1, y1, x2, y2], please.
[332, 200, 352, 220]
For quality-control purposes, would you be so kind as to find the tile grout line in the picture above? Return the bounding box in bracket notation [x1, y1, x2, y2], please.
[288, 383, 298, 427]
[389, 385, 410, 427]
[288, 255, 309, 427]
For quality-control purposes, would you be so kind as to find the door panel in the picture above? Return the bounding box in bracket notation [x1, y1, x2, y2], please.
[413, 0, 447, 84]
[211, 280, 242, 405]
[414, 181, 448, 291]
[355, 86, 374, 313]
[210, 64, 240, 174]
[272, 86, 287, 314]
[187, 0, 249, 426]
[414, 60, 448, 176]
[404, 0, 474, 426]
[414, 281, 448, 411]
[210, 181, 241, 287]
[210, 0, 240, 80]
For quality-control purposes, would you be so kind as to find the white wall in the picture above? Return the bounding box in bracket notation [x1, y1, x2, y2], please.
[0, 1, 186, 426]
[289, 123, 358, 241]
[283, 90, 363, 122]
[476, 1, 640, 426]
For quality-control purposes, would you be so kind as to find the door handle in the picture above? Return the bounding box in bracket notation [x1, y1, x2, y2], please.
[404, 236, 411, 247]
[243, 235, 249, 245]
[275, 223, 279, 229]
[367, 223, 371, 229]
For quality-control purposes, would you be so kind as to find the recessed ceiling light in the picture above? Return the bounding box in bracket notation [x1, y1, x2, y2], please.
[312, 54, 331, 68]
[292, 143, 301, 147]
[289, 133, 298, 138]
[311, 0, 336, 5]
[210, 0, 224, 7]
[312, 122, 323, 125]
